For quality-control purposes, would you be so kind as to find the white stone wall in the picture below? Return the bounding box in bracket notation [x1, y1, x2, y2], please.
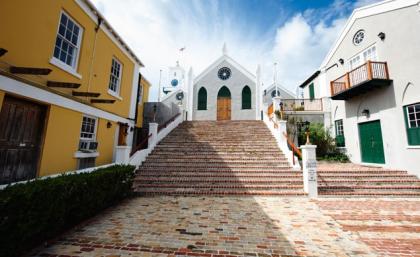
[192, 60, 257, 120]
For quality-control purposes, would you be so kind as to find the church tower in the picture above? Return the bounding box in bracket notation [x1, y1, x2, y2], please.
[163, 61, 185, 95]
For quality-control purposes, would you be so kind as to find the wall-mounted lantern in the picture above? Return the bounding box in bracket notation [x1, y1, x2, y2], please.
[362, 109, 370, 118]
[106, 121, 112, 128]
[378, 32, 386, 41]
[338, 58, 344, 65]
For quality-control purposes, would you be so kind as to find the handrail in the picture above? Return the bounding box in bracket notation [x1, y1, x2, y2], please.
[130, 133, 152, 156]
[283, 132, 302, 165]
[158, 113, 181, 132]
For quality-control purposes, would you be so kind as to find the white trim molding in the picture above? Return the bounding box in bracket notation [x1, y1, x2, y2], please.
[49, 57, 82, 79]
[0, 74, 133, 124]
[128, 64, 140, 119]
[107, 89, 123, 101]
[74, 151, 100, 158]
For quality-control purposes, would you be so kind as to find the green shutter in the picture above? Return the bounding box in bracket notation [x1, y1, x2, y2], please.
[242, 86, 251, 109]
[197, 87, 207, 110]
[403, 106, 420, 145]
[309, 83, 315, 100]
[334, 120, 345, 147]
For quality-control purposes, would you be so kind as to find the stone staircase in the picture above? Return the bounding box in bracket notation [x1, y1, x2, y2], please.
[317, 165, 420, 197]
[134, 120, 305, 196]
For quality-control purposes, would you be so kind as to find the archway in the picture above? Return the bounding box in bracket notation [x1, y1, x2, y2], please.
[217, 86, 231, 120]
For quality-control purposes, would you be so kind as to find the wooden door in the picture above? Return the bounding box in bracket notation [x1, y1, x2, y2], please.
[217, 97, 231, 120]
[0, 96, 46, 184]
[358, 120, 385, 164]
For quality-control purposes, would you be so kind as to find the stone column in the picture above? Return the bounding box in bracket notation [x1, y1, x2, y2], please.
[301, 145, 318, 198]
[115, 146, 131, 164]
[148, 122, 159, 149]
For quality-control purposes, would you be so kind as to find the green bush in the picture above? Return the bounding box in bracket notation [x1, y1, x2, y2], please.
[0, 165, 135, 257]
[299, 123, 349, 162]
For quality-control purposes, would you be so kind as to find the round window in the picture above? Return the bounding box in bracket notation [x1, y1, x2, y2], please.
[353, 30, 365, 45]
[218, 67, 231, 80]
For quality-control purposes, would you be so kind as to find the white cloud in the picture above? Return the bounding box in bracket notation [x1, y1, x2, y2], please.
[272, 14, 346, 90]
[90, 0, 380, 101]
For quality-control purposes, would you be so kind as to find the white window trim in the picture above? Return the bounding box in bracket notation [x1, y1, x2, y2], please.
[108, 57, 123, 96]
[52, 11, 84, 75]
[74, 151, 100, 158]
[406, 103, 420, 128]
[80, 115, 98, 141]
[107, 88, 123, 101]
[348, 43, 378, 69]
[49, 57, 82, 79]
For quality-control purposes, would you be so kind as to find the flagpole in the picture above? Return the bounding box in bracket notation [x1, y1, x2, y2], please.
[158, 69, 162, 102]
[274, 62, 278, 97]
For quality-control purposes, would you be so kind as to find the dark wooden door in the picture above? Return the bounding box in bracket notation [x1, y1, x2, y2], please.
[217, 97, 231, 120]
[0, 96, 46, 184]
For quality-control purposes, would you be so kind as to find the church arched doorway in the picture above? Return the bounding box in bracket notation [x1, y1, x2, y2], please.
[217, 86, 231, 120]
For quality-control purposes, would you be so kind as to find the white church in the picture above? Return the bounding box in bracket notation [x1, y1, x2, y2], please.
[160, 44, 263, 121]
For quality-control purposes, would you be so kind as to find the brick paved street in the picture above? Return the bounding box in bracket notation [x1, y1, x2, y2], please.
[30, 196, 420, 257]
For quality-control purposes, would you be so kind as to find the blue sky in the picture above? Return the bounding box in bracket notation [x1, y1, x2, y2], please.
[91, 0, 380, 100]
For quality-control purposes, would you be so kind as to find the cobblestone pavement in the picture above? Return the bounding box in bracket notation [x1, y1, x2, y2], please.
[30, 197, 420, 257]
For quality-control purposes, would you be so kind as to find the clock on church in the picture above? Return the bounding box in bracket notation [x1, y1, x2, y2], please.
[218, 67, 231, 80]
[171, 79, 178, 87]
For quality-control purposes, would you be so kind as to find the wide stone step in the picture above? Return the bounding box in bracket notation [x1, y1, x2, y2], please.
[137, 168, 297, 173]
[134, 188, 306, 196]
[142, 159, 288, 164]
[134, 183, 303, 189]
[318, 170, 410, 174]
[147, 154, 287, 159]
[151, 149, 282, 154]
[318, 179, 420, 184]
[136, 178, 303, 184]
[136, 173, 302, 178]
[141, 163, 291, 168]
[319, 185, 420, 190]
[319, 190, 420, 197]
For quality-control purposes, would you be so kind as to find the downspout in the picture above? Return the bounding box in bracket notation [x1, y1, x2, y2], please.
[87, 16, 103, 96]
[134, 73, 142, 126]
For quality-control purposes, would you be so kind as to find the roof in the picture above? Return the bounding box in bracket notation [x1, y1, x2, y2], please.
[264, 83, 296, 98]
[320, 0, 419, 68]
[194, 54, 256, 84]
[298, 70, 320, 88]
[80, 0, 145, 67]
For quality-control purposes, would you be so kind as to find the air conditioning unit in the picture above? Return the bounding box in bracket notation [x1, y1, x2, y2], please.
[79, 140, 98, 152]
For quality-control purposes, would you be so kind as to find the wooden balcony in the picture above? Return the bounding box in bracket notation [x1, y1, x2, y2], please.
[330, 61, 392, 100]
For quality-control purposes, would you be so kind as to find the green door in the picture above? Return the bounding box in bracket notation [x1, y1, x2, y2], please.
[358, 120, 385, 164]
[309, 83, 315, 100]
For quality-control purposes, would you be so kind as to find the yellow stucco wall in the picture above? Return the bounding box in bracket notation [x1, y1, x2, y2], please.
[136, 77, 151, 127]
[39, 104, 117, 176]
[39, 105, 81, 176]
[0, 0, 136, 118]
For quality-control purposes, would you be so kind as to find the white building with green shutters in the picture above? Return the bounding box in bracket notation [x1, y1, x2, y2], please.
[299, 0, 420, 176]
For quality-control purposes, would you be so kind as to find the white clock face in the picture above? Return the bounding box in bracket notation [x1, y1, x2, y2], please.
[218, 67, 231, 80]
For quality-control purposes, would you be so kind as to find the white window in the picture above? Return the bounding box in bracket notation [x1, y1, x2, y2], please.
[53, 12, 83, 69]
[349, 45, 377, 69]
[407, 103, 420, 128]
[80, 116, 97, 140]
[108, 58, 123, 94]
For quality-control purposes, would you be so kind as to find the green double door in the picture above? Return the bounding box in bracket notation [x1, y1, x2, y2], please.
[358, 120, 385, 164]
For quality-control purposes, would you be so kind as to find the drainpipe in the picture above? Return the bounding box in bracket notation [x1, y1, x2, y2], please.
[87, 16, 103, 96]
[134, 73, 142, 126]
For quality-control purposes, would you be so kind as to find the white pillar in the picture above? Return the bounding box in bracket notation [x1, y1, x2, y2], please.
[301, 145, 318, 198]
[148, 122, 159, 148]
[278, 120, 287, 136]
[256, 65, 261, 120]
[115, 146, 131, 164]
[272, 96, 282, 112]
[187, 68, 194, 121]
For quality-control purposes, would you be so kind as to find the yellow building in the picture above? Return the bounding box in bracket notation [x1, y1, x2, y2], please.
[0, 0, 145, 184]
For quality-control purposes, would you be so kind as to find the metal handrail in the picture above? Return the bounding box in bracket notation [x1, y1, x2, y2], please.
[158, 113, 181, 132]
[283, 132, 302, 166]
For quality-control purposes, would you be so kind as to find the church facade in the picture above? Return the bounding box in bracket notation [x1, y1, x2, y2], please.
[192, 56, 259, 121]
